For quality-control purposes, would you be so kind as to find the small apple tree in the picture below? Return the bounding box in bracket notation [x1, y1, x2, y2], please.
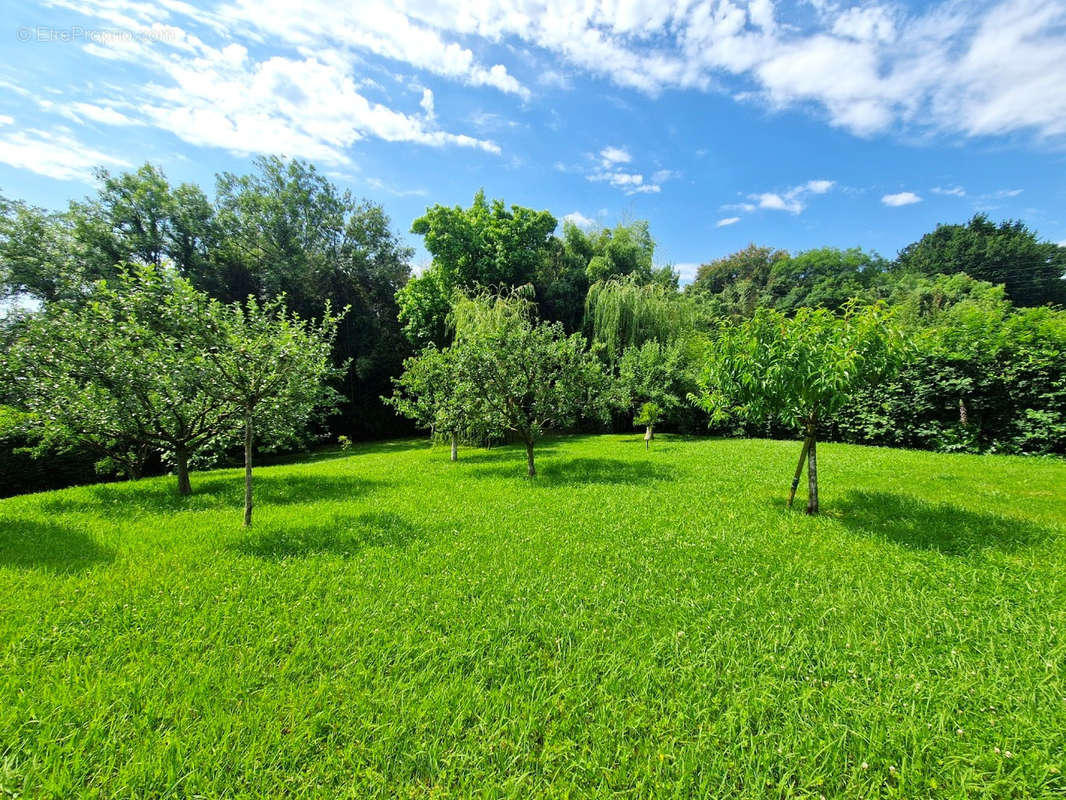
[693, 303, 903, 513]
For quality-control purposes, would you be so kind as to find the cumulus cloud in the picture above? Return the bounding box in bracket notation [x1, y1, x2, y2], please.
[562, 211, 596, 228]
[41, 15, 502, 164]
[733, 178, 836, 215]
[15, 0, 1066, 179]
[882, 191, 922, 206]
[599, 146, 632, 166]
[0, 127, 130, 181]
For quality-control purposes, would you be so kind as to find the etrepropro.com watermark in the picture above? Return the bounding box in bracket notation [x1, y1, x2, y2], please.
[16, 25, 179, 44]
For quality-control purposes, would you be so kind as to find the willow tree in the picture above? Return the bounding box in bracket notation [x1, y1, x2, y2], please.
[585, 275, 693, 362]
[693, 303, 904, 513]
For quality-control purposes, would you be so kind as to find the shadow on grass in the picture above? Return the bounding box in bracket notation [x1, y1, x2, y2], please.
[232, 511, 424, 559]
[471, 456, 671, 485]
[834, 491, 1051, 555]
[451, 447, 558, 465]
[41, 474, 383, 515]
[0, 517, 114, 573]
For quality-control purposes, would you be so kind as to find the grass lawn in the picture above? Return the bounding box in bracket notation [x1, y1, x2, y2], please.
[2, 434, 1065, 798]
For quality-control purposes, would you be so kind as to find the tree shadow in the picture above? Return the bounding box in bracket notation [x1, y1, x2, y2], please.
[471, 456, 671, 485]
[0, 517, 115, 573]
[232, 511, 426, 559]
[40, 474, 383, 515]
[833, 491, 1053, 555]
[451, 447, 559, 465]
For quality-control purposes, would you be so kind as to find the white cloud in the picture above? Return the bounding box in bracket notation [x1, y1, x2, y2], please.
[16, 0, 1066, 181]
[56, 22, 502, 163]
[562, 211, 596, 228]
[364, 177, 428, 197]
[217, 0, 530, 100]
[419, 88, 435, 119]
[599, 146, 631, 166]
[716, 216, 741, 227]
[882, 191, 922, 206]
[588, 170, 661, 194]
[739, 178, 836, 214]
[674, 262, 700, 283]
[932, 185, 967, 197]
[0, 115, 12, 126]
[0, 128, 130, 181]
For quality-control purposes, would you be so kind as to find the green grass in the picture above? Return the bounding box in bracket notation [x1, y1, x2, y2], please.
[2, 435, 1065, 798]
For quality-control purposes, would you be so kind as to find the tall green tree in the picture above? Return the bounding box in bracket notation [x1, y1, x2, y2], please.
[452, 292, 607, 476]
[386, 344, 491, 460]
[897, 214, 1066, 307]
[585, 275, 696, 362]
[694, 303, 904, 513]
[203, 296, 343, 526]
[2, 265, 236, 493]
[402, 191, 557, 347]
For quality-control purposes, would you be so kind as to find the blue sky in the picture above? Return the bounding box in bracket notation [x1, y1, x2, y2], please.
[1, 0, 1065, 281]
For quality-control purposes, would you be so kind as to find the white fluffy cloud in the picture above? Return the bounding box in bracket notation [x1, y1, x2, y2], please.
[13, 0, 1066, 178]
[731, 178, 835, 215]
[385, 0, 1066, 141]
[562, 211, 596, 228]
[882, 191, 922, 206]
[36, 0, 503, 164]
[0, 127, 130, 180]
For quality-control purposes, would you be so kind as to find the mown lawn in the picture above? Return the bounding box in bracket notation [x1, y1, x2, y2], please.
[1, 434, 1065, 798]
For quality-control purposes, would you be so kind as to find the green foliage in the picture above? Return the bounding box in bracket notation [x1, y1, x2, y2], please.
[616, 339, 695, 429]
[446, 292, 608, 474]
[633, 401, 662, 428]
[2, 265, 235, 486]
[582, 220, 657, 283]
[695, 303, 905, 433]
[585, 275, 695, 362]
[689, 245, 890, 318]
[836, 300, 1066, 455]
[2, 435, 1065, 795]
[897, 213, 1066, 307]
[202, 294, 344, 524]
[386, 344, 495, 450]
[403, 190, 557, 347]
[1, 158, 413, 443]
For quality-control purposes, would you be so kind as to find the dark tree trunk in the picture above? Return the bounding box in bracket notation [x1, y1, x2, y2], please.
[526, 440, 536, 477]
[243, 413, 254, 527]
[450, 432, 458, 462]
[788, 435, 813, 508]
[175, 445, 192, 496]
[806, 435, 819, 515]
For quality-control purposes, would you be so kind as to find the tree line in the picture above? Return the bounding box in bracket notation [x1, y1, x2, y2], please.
[2, 156, 1064, 507]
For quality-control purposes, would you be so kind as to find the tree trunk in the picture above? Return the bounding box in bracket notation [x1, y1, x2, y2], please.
[959, 397, 969, 425]
[450, 432, 458, 462]
[175, 445, 192, 496]
[788, 435, 813, 508]
[806, 435, 819, 515]
[243, 413, 254, 527]
[644, 424, 654, 449]
[526, 439, 536, 477]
